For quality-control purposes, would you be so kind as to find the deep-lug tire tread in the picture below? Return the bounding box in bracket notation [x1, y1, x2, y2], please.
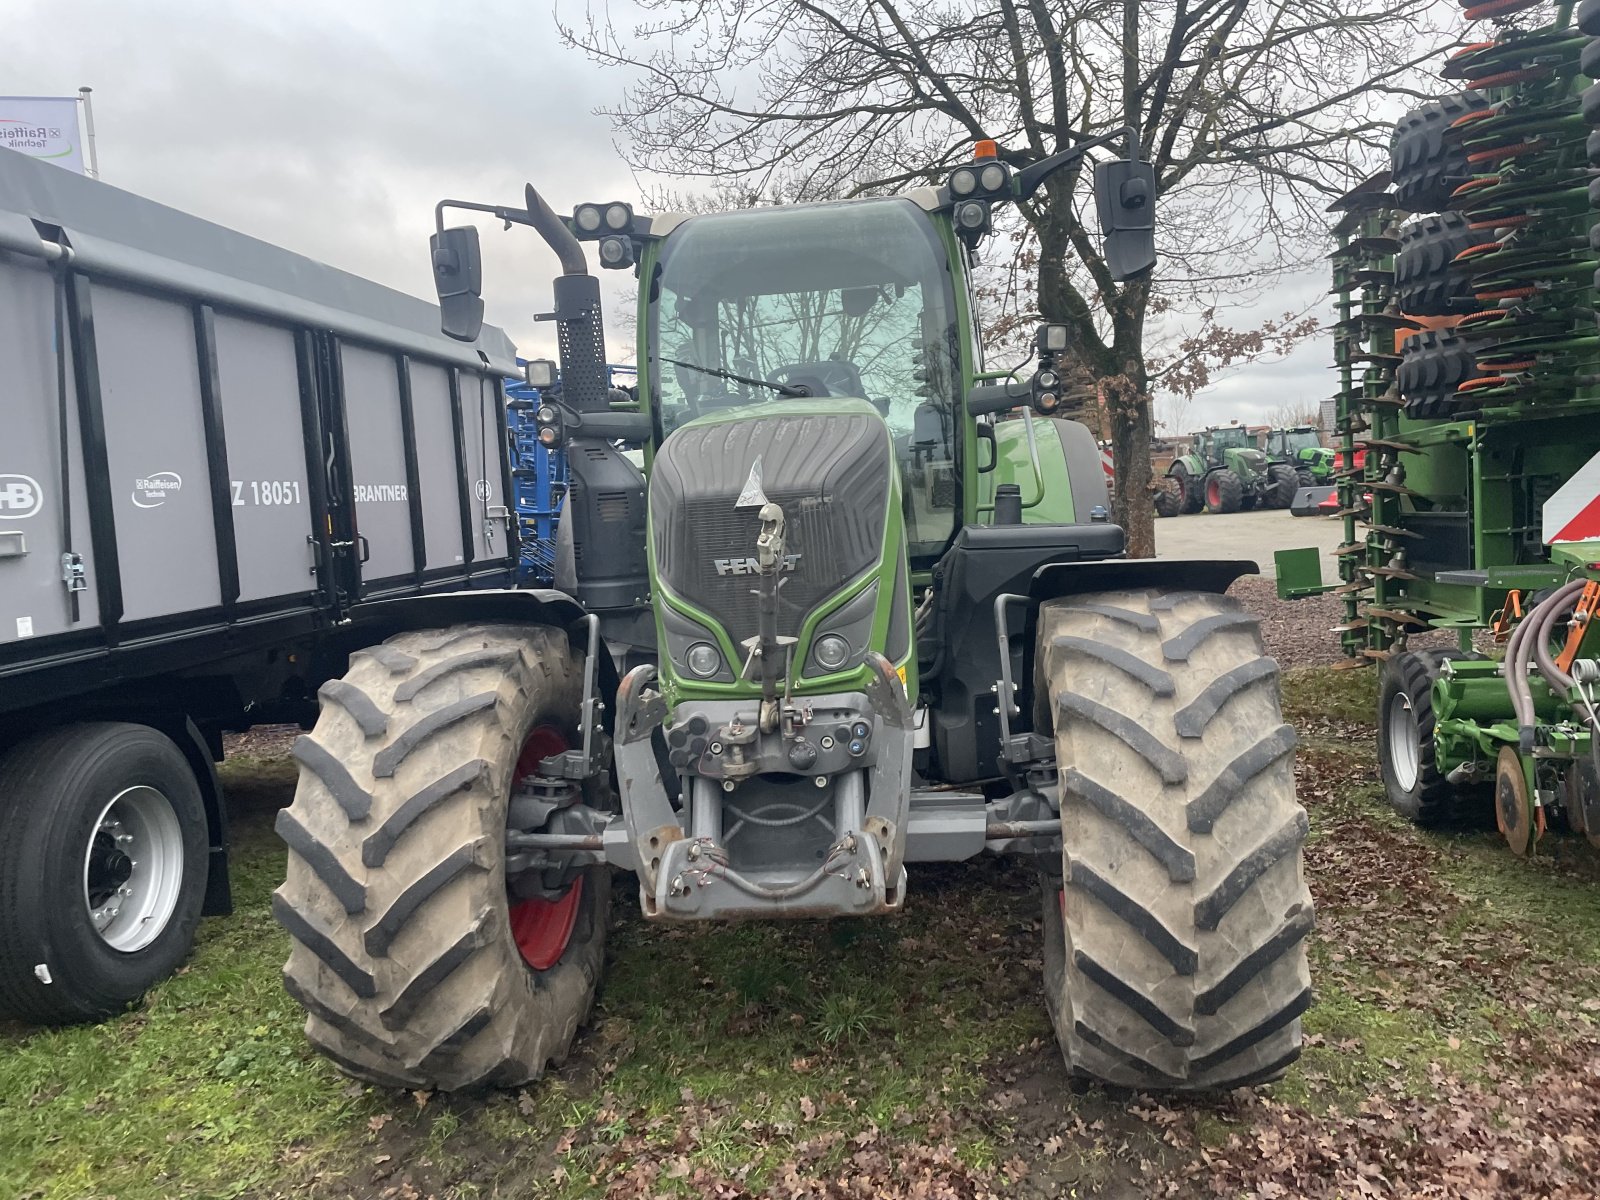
[274, 622, 607, 1090]
[1394, 212, 1476, 316]
[1390, 93, 1487, 214]
[1038, 590, 1313, 1091]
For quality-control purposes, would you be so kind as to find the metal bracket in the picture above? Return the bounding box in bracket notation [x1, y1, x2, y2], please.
[0, 531, 27, 559]
[60, 550, 86, 592]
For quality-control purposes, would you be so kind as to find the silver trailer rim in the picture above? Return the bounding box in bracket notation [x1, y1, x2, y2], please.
[83, 785, 186, 952]
[1387, 691, 1421, 793]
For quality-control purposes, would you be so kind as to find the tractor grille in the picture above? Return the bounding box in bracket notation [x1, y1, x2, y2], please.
[652, 411, 891, 648]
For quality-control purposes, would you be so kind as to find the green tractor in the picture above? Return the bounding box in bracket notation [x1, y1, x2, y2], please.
[273, 139, 1312, 1094]
[1264, 426, 1335, 488]
[1156, 426, 1298, 517]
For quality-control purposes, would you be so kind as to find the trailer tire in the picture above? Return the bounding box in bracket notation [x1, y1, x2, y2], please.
[1378, 649, 1489, 828]
[1037, 589, 1313, 1090]
[0, 723, 210, 1024]
[274, 623, 608, 1090]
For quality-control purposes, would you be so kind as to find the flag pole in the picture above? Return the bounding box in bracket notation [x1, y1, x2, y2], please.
[78, 86, 99, 179]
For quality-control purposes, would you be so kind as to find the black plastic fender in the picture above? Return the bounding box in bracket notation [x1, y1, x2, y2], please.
[1029, 557, 1257, 602]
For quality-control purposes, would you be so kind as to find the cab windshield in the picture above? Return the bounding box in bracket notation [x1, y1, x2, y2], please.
[648, 197, 962, 559]
[1207, 427, 1251, 452]
[1282, 430, 1321, 453]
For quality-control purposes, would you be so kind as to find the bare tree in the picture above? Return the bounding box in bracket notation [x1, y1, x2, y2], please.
[564, 0, 1446, 553]
[1265, 399, 1325, 430]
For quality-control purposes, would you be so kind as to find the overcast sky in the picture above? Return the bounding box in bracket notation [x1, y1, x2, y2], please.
[5, 0, 1335, 430]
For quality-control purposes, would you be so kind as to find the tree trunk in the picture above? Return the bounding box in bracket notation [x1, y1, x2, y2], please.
[1105, 370, 1155, 558]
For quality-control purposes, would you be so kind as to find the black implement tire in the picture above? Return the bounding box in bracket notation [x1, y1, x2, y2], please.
[1172, 464, 1203, 515]
[0, 723, 209, 1024]
[1583, 0, 1600, 38]
[1203, 471, 1243, 514]
[1154, 478, 1183, 519]
[1037, 590, 1312, 1090]
[1296, 468, 1317, 490]
[274, 623, 608, 1090]
[1394, 213, 1476, 316]
[1266, 465, 1298, 510]
[1378, 649, 1489, 828]
[1398, 330, 1484, 420]
[1390, 93, 1487, 214]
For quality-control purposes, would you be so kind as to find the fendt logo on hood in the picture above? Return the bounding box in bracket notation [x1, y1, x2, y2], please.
[714, 554, 801, 577]
[132, 471, 182, 509]
[0, 475, 43, 519]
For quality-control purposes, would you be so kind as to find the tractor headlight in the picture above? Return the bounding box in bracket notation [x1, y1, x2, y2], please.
[813, 634, 851, 672]
[598, 235, 635, 269]
[573, 204, 603, 233]
[955, 199, 988, 230]
[949, 167, 978, 196]
[685, 642, 722, 679]
[604, 202, 633, 231]
[979, 163, 1008, 192]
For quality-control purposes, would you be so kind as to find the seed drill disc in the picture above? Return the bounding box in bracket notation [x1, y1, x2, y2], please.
[1564, 757, 1600, 849]
[1495, 746, 1535, 856]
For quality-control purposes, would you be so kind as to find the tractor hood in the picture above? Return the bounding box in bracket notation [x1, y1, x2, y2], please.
[649, 399, 896, 651]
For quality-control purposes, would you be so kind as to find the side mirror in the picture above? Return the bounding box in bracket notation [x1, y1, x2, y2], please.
[966, 379, 1031, 417]
[1093, 159, 1157, 282]
[430, 226, 485, 342]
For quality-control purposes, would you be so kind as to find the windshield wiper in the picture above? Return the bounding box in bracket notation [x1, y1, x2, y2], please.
[659, 356, 810, 398]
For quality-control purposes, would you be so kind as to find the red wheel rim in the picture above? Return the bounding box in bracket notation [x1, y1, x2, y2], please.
[1207, 478, 1221, 507]
[508, 725, 583, 971]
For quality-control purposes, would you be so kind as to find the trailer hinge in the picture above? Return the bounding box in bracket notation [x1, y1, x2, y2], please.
[60, 551, 87, 592]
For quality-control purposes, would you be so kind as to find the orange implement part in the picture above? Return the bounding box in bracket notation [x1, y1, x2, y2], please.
[1452, 176, 1501, 200]
[1464, 0, 1543, 18]
[1450, 108, 1499, 129]
[1467, 141, 1540, 165]
[1455, 241, 1506, 262]
[1468, 67, 1552, 90]
[1555, 581, 1600, 676]
[1492, 589, 1524, 642]
[1469, 214, 1536, 231]
[1459, 376, 1511, 391]
[1474, 286, 1538, 301]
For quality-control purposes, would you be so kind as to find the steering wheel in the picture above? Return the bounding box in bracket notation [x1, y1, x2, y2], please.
[769, 359, 865, 399]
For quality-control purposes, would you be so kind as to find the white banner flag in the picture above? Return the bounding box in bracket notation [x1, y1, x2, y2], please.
[0, 96, 85, 174]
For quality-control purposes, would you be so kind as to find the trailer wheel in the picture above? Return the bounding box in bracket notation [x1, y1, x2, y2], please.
[0, 723, 210, 1024]
[1037, 589, 1313, 1090]
[1204, 472, 1242, 514]
[273, 623, 608, 1090]
[1378, 650, 1488, 828]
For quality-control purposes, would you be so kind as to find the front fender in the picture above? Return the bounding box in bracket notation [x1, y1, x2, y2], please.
[1029, 557, 1257, 602]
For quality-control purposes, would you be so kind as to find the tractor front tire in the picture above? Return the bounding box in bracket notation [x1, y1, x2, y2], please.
[1266, 465, 1298, 510]
[1378, 650, 1488, 828]
[1037, 589, 1312, 1090]
[274, 623, 608, 1090]
[1203, 472, 1243, 514]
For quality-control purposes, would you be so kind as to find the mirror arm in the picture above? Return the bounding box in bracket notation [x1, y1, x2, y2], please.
[1014, 125, 1138, 200]
[435, 198, 536, 234]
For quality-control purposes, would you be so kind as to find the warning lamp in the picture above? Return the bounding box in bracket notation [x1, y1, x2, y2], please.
[535, 402, 563, 448]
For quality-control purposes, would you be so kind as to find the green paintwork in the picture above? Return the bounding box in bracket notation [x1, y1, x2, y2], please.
[1273, 547, 1326, 601]
[645, 398, 917, 707]
[977, 417, 1079, 523]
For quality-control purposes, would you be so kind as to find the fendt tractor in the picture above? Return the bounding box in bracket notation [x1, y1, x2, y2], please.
[1155, 426, 1299, 517]
[1279, 0, 1600, 861]
[274, 136, 1314, 1093]
[1263, 427, 1335, 489]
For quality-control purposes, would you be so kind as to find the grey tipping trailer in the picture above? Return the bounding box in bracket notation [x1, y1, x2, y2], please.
[0, 145, 534, 1023]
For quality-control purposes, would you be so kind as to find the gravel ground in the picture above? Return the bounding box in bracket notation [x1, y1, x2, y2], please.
[1231, 574, 1482, 669]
